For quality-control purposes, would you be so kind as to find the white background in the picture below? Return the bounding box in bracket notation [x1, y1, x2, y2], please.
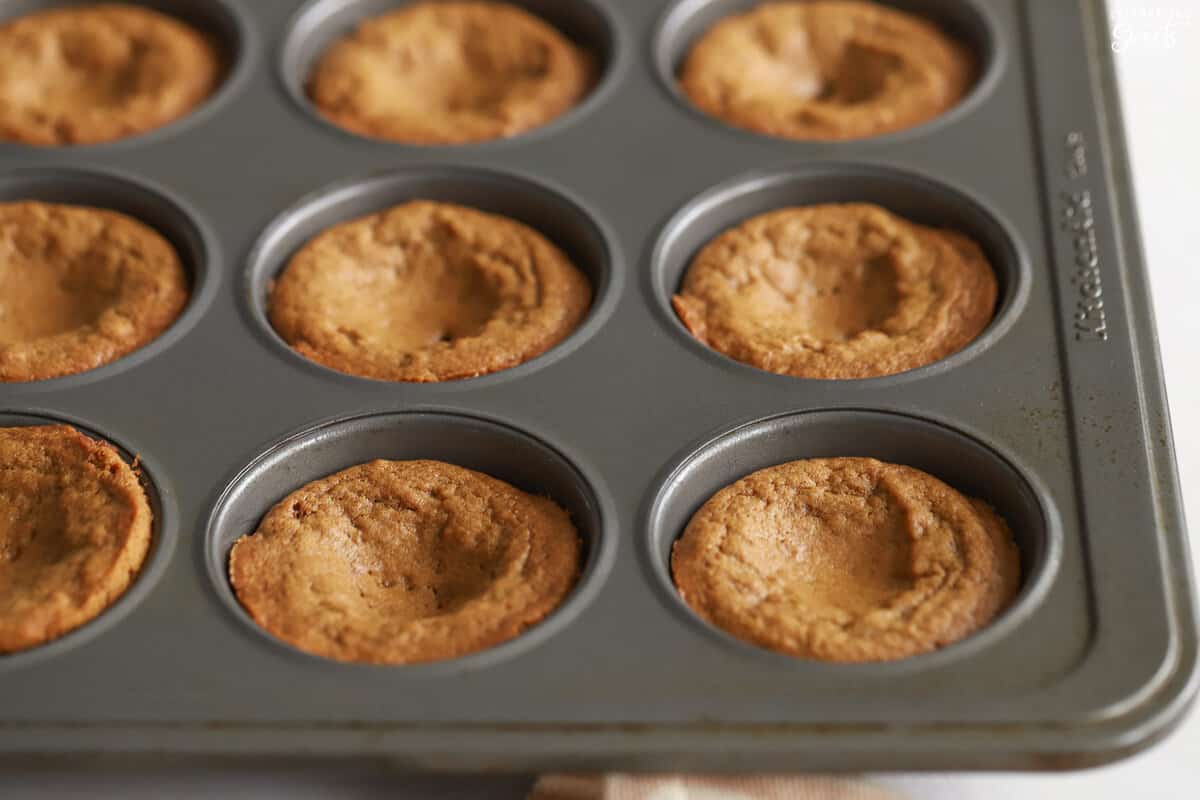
[3, 0, 1197, 796]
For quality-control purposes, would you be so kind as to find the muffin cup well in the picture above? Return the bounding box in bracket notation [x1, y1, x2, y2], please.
[653, 0, 1003, 142]
[650, 163, 1030, 383]
[0, 410, 177, 671]
[279, 0, 621, 147]
[205, 410, 616, 672]
[0, 0, 251, 149]
[0, 167, 219, 389]
[644, 409, 1061, 670]
[244, 165, 620, 387]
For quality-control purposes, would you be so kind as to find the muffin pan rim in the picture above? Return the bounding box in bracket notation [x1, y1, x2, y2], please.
[240, 163, 624, 390]
[651, 0, 1008, 146]
[641, 406, 1064, 675]
[0, 165, 223, 392]
[0, 0, 259, 153]
[202, 408, 619, 674]
[646, 160, 1033, 386]
[276, 0, 633, 151]
[0, 409, 179, 672]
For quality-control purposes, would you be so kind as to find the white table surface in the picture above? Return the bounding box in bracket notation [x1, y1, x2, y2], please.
[3, 1, 1197, 796]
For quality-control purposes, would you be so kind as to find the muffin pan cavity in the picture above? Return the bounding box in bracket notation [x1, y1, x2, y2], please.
[647, 409, 1060, 668]
[0, 0, 251, 147]
[0, 168, 217, 388]
[0, 411, 177, 672]
[651, 163, 1029, 380]
[205, 411, 614, 672]
[280, 0, 620, 145]
[654, 0, 1002, 140]
[245, 165, 618, 384]
[0, 0, 1189, 773]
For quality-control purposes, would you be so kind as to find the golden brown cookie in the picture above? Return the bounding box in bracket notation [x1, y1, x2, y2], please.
[679, 0, 974, 141]
[672, 203, 996, 379]
[307, 1, 594, 144]
[0, 424, 153, 654]
[0, 201, 190, 382]
[671, 457, 1020, 663]
[229, 459, 582, 664]
[0, 4, 222, 146]
[268, 200, 592, 382]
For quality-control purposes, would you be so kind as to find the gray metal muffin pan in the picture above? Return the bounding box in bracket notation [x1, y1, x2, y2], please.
[0, 0, 1193, 773]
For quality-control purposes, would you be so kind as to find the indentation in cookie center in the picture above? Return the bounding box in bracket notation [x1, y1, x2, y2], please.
[363, 28, 552, 117]
[765, 253, 900, 340]
[0, 264, 118, 345]
[330, 252, 501, 351]
[323, 514, 509, 624]
[785, 487, 915, 615]
[0, 484, 62, 566]
[819, 42, 903, 105]
[751, 27, 898, 106]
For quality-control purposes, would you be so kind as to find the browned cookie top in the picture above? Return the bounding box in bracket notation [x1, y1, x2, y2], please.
[671, 457, 1020, 663]
[0, 203, 188, 383]
[679, 0, 974, 141]
[229, 459, 582, 664]
[672, 203, 996, 379]
[0, 424, 153, 654]
[0, 4, 221, 146]
[268, 200, 592, 382]
[308, 1, 594, 144]
[0, 202, 190, 382]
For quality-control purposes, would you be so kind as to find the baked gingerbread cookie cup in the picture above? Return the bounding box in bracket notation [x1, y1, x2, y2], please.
[672, 202, 997, 379]
[678, 0, 975, 141]
[0, 424, 153, 654]
[229, 459, 582, 665]
[307, 1, 595, 145]
[0, 201, 190, 382]
[671, 457, 1020, 663]
[267, 199, 592, 382]
[0, 4, 223, 146]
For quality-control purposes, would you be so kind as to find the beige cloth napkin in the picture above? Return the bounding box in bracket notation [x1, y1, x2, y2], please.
[530, 775, 902, 800]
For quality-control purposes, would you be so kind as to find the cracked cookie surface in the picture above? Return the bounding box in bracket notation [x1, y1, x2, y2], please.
[671, 457, 1020, 662]
[268, 200, 591, 382]
[0, 424, 153, 653]
[0, 201, 189, 382]
[229, 459, 581, 664]
[672, 203, 996, 379]
[308, 1, 594, 144]
[679, 0, 974, 141]
[0, 4, 221, 146]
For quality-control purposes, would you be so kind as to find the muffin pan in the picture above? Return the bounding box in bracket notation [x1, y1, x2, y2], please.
[0, 0, 1193, 772]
